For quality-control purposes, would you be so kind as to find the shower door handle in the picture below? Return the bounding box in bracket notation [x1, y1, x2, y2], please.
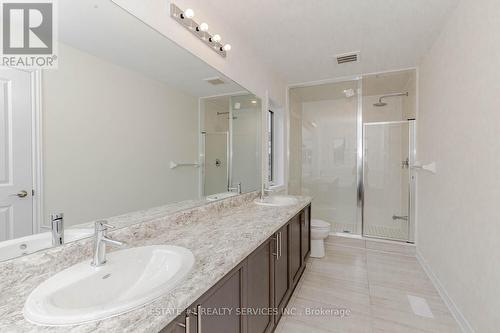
[357, 183, 364, 202]
[401, 158, 409, 169]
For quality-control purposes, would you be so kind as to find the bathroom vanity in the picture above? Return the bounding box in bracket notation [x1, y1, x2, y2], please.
[162, 204, 311, 333]
[0, 193, 311, 332]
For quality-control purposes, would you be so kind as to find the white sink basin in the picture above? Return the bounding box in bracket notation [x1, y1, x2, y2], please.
[24, 245, 195, 326]
[0, 228, 93, 262]
[254, 195, 299, 207]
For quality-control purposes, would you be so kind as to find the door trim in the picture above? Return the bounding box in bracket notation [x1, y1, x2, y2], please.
[30, 70, 43, 233]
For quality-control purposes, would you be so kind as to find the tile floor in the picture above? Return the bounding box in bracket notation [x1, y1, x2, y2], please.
[275, 236, 461, 333]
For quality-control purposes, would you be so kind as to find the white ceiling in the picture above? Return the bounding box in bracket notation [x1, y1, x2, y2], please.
[58, 0, 245, 97]
[202, 0, 459, 84]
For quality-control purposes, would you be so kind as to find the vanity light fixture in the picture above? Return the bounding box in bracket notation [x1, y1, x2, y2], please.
[197, 22, 209, 32]
[170, 3, 230, 58]
[181, 8, 194, 19]
[210, 34, 221, 43]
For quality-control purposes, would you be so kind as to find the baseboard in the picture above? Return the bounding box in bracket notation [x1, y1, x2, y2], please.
[329, 232, 362, 239]
[330, 232, 416, 247]
[416, 250, 474, 333]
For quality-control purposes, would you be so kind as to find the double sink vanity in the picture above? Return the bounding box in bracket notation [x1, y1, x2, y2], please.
[0, 193, 311, 332]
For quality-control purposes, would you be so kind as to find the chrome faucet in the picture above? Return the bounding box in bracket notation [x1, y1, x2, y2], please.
[91, 221, 125, 267]
[260, 187, 274, 200]
[42, 213, 64, 246]
[228, 182, 242, 194]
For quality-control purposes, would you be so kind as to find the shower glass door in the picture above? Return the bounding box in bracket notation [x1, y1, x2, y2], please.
[363, 121, 412, 241]
[203, 132, 229, 196]
[297, 80, 361, 235]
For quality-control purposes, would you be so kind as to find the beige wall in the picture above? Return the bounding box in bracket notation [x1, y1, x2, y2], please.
[43, 43, 199, 226]
[417, 0, 500, 331]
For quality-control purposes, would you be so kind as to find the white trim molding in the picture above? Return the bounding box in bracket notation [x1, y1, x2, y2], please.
[416, 250, 475, 333]
[30, 70, 43, 232]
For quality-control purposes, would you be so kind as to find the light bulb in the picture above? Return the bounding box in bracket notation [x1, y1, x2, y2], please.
[183, 8, 194, 19]
[251, 100, 257, 104]
[212, 34, 221, 43]
[223, 44, 231, 52]
[199, 22, 209, 32]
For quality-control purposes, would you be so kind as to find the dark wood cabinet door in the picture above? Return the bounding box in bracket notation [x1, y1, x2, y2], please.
[301, 206, 311, 263]
[160, 313, 189, 333]
[290, 214, 302, 285]
[246, 239, 274, 333]
[191, 268, 243, 333]
[161, 206, 313, 333]
[274, 224, 289, 324]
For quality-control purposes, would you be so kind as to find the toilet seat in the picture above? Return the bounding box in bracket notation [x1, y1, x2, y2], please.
[310, 219, 330, 258]
[311, 219, 330, 229]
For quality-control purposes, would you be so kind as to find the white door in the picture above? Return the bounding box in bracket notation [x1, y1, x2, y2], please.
[0, 68, 33, 241]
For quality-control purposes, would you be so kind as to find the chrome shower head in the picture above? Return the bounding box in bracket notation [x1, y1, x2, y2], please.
[373, 92, 408, 107]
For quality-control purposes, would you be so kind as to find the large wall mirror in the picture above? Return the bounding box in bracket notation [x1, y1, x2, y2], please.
[0, 0, 262, 262]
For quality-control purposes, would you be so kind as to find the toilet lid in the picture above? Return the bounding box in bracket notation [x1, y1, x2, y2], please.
[311, 219, 330, 228]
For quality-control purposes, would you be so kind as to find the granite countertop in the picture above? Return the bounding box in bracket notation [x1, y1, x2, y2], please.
[72, 198, 209, 230]
[0, 193, 311, 332]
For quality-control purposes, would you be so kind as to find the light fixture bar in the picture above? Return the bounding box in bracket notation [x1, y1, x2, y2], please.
[170, 3, 228, 58]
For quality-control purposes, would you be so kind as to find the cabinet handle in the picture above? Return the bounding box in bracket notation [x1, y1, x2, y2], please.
[273, 234, 279, 258]
[193, 304, 202, 333]
[177, 315, 190, 331]
[278, 231, 282, 258]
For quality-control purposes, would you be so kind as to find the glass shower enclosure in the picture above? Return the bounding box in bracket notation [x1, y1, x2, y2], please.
[290, 79, 362, 235]
[289, 69, 416, 242]
[363, 120, 415, 241]
[201, 94, 262, 196]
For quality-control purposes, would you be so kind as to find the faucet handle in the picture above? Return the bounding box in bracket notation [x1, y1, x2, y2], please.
[95, 220, 115, 231]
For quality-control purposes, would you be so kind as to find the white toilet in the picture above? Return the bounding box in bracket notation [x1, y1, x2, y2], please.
[310, 219, 330, 258]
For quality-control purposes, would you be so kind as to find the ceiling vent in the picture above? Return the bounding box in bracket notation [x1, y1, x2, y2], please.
[204, 77, 226, 85]
[335, 52, 360, 64]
